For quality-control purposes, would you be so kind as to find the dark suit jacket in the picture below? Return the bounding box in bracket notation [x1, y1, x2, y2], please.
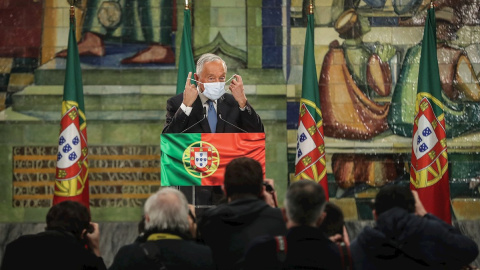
[162, 93, 264, 133]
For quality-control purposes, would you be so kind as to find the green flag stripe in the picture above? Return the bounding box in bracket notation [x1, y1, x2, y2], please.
[64, 17, 86, 126]
[417, 8, 443, 117]
[176, 9, 196, 95]
[160, 133, 201, 185]
[301, 14, 321, 123]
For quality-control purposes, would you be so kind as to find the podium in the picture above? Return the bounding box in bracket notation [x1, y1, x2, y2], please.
[160, 133, 265, 186]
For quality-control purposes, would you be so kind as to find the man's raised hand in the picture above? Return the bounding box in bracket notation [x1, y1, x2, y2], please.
[229, 74, 247, 108]
[183, 72, 198, 107]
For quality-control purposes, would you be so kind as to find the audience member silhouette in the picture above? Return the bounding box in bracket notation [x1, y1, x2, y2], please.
[109, 188, 215, 270]
[350, 185, 479, 269]
[241, 180, 346, 270]
[197, 157, 286, 270]
[319, 201, 350, 246]
[1, 200, 106, 270]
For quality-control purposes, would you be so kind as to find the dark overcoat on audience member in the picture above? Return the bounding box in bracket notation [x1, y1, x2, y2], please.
[109, 231, 215, 270]
[350, 207, 479, 269]
[241, 225, 343, 270]
[108, 229, 215, 270]
[197, 197, 287, 270]
[1, 230, 106, 270]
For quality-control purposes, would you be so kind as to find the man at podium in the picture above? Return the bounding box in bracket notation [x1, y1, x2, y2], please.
[162, 53, 264, 134]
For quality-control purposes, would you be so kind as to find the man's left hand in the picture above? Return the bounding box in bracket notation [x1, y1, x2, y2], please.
[229, 74, 247, 108]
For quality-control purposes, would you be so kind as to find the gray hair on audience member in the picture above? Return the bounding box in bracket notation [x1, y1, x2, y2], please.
[196, 53, 227, 77]
[285, 180, 327, 226]
[144, 187, 190, 233]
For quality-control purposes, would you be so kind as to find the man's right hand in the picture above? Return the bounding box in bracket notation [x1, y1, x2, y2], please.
[86, 222, 101, 257]
[183, 72, 198, 107]
[412, 190, 428, 217]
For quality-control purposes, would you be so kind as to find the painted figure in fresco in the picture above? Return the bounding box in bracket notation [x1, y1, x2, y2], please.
[320, 9, 403, 193]
[319, 9, 394, 140]
[399, 0, 480, 26]
[57, 0, 175, 64]
[360, 0, 422, 15]
[388, 6, 480, 138]
[332, 153, 406, 191]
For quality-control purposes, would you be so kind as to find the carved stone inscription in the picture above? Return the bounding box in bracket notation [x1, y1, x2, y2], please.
[12, 146, 160, 207]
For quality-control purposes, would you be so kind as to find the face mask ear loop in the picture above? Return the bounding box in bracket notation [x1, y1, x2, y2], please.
[225, 74, 236, 84]
[224, 75, 236, 92]
[190, 78, 203, 85]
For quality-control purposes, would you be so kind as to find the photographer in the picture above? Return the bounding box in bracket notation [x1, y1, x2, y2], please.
[241, 180, 345, 270]
[197, 157, 287, 270]
[350, 185, 479, 269]
[1, 201, 106, 270]
[319, 202, 350, 246]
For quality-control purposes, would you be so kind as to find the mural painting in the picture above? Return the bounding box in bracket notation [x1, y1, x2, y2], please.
[286, 0, 480, 220]
[55, 0, 176, 66]
[0, 0, 479, 222]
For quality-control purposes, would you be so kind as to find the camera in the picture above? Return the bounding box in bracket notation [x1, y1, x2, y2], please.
[263, 182, 274, 193]
[86, 223, 95, 234]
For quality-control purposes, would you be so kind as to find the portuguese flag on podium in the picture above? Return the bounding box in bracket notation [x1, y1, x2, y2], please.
[161, 133, 265, 186]
[410, 5, 451, 223]
[53, 8, 89, 208]
[294, 3, 329, 200]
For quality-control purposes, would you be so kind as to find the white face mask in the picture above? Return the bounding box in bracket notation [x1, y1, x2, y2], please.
[203, 81, 226, 100]
[191, 75, 235, 100]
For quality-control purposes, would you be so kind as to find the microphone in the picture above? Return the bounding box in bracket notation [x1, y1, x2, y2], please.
[181, 107, 207, 133]
[219, 113, 247, 133]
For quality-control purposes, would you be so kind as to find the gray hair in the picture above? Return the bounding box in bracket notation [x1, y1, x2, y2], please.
[144, 187, 190, 233]
[196, 53, 227, 77]
[285, 180, 327, 226]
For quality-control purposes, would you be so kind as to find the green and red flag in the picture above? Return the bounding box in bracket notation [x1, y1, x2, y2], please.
[410, 5, 451, 223]
[176, 4, 196, 94]
[53, 9, 89, 208]
[294, 4, 328, 200]
[161, 133, 265, 186]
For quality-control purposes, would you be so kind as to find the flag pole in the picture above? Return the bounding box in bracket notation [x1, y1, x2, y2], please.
[410, 0, 451, 223]
[294, 0, 329, 199]
[70, 5, 74, 21]
[53, 0, 89, 208]
[185, 0, 189, 10]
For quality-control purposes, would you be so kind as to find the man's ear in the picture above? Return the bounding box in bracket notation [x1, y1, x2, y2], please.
[194, 73, 199, 82]
[145, 214, 150, 224]
[372, 209, 378, 220]
[81, 229, 87, 239]
[221, 185, 227, 196]
[316, 211, 327, 227]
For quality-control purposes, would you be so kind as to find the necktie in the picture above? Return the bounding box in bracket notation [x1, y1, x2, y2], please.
[207, 100, 217, 133]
